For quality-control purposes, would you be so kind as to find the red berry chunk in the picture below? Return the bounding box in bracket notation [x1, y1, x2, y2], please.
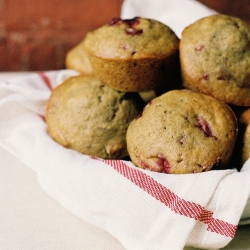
[108, 17, 143, 36]
[123, 17, 140, 26]
[126, 27, 143, 36]
[195, 115, 217, 140]
[195, 45, 204, 51]
[139, 159, 151, 170]
[203, 73, 209, 80]
[156, 154, 171, 173]
[109, 17, 123, 26]
[217, 75, 226, 80]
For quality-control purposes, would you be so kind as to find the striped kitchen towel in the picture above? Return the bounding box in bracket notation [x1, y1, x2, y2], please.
[0, 69, 249, 249]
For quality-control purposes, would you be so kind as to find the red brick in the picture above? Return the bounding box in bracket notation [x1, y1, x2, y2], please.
[3, 0, 249, 71]
[0, 42, 23, 71]
[0, 0, 122, 71]
[1, 0, 122, 31]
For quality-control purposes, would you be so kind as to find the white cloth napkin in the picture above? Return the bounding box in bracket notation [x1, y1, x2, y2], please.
[0, 1, 250, 249]
[0, 70, 250, 250]
[121, 0, 217, 38]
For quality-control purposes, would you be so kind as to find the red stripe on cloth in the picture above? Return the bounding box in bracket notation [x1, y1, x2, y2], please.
[93, 157, 237, 238]
[208, 219, 237, 238]
[38, 72, 53, 90]
[199, 210, 213, 224]
[38, 114, 46, 122]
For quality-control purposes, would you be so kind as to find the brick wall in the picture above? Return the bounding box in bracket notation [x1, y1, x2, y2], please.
[1, 0, 249, 71]
[0, 0, 122, 71]
[196, 0, 250, 24]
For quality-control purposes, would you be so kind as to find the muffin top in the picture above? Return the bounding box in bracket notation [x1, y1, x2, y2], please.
[126, 89, 238, 174]
[65, 41, 94, 75]
[83, 17, 179, 59]
[239, 108, 250, 125]
[46, 75, 143, 159]
[180, 14, 250, 106]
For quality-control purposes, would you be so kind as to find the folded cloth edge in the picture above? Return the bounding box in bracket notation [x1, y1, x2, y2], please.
[0, 70, 250, 249]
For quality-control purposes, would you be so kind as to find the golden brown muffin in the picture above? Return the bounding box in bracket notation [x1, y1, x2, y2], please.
[241, 125, 250, 164]
[82, 17, 180, 92]
[65, 42, 159, 103]
[227, 105, 247, 170]
[46, 75, 143, 159]
[126, 90, 238, 174]
[180, 14, 250, 106]
[65, 41, 158, 103]
[239, 108, 250, 164]
[239, 108, 250, 125]
[65, 41, 94, 75]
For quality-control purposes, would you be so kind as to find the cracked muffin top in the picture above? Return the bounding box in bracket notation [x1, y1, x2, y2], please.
[82, 17, 179, 59]
[126, 89, 238, 174]
[46, 75, 143, 159]
[180, 14, 250, 106]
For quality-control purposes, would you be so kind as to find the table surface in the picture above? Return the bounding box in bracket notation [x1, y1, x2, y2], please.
[0, 73, 250, 250]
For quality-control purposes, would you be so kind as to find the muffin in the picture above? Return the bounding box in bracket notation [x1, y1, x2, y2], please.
[180, 14, 250, 106]
[126, 90, 238, 174]
[46, 75, 143, 159]
[241, 124, 250, 165]
[239, 108, 250, 164]
[240, 108, 250, 125]
[65, 41, 158, 103]
[82, 17, 180, 92]
[227, 106, 247, 170]
[65, 41, 94, 75]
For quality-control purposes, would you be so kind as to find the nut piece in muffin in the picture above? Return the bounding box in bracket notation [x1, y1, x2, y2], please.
[126, 90, 238, 174]
[46, 75, 143, 159]
[180, 14, 250, 106]
[82, 17, 180, 92]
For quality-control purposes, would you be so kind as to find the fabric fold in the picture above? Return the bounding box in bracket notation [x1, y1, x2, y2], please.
[0, 70, 250, 249]
[121, 0, 217, 38]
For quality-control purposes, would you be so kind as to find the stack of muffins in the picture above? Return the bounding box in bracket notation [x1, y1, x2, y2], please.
[46, 17, 180, 160]
[46, 14, 250, 174]
[179, 14, 250, 172]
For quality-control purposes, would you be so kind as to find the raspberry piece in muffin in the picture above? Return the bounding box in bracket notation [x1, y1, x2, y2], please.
[126, 90, 238, 174]
[180, 14, 250, 106]
[82, 17, 180, 92]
